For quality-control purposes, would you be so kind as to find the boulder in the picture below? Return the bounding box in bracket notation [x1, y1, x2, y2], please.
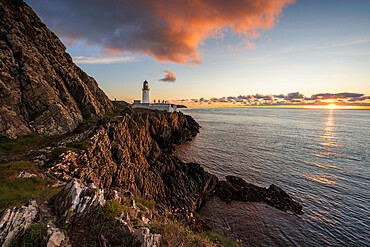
[52, 179, 105, 224]
[0, 200, 38, 247]
[134, 227, 161, 247]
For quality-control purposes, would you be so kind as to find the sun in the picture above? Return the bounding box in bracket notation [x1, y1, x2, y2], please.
[326, 103, 340, 109]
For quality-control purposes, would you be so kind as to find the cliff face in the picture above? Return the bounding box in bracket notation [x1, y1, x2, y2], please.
[0, 0, 113, 138]
[48, 111, 217, 214]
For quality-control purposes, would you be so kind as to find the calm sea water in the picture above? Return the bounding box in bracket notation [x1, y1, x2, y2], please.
[175, 108, 369, 246]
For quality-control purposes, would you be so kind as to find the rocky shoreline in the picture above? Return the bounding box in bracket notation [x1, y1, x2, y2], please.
[0, 110, 303, 246]
[0, 1, 303, 245]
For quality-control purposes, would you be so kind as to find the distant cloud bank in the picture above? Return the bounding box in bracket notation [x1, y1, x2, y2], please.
[173, 92, 370, 107]
[26, 0, 295, 64]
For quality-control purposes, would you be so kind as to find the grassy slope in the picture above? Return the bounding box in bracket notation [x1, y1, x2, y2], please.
[0, 161, 61, 211]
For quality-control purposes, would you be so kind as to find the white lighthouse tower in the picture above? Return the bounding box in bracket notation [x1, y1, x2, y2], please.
[142, 80, 150, 103]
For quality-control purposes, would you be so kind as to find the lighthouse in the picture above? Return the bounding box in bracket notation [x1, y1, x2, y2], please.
[142, 80, 150, 103]
[132, 80, 177, 112]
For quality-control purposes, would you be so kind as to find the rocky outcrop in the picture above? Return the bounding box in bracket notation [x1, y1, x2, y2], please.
[0, 200, 38, 247]
[215, 176, 303, 214]
[52, 179, 161, 247]
[47, 111, 215, 215]
[0, 0, 113, 138]
[46, 110, 302, 218]
[52, 178, 106, 224]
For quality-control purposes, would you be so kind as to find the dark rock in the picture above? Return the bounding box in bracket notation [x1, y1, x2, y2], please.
[215, 175, 303, 214]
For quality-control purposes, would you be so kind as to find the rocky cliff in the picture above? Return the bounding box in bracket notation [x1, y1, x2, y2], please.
[0, 0, 113, 138]
[47, 110, 217, 215]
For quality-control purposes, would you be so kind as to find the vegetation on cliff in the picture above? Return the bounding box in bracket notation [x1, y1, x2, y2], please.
[0, 161, 60, 211]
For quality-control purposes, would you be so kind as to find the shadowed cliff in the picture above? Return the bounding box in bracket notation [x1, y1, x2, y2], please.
[0, 0, 113, 138]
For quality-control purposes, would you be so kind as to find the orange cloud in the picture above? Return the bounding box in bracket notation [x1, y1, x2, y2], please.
[27, 0, 295, 64]
[159, 70, 177, 82]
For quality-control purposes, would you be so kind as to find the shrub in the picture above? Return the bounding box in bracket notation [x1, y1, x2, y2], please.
[134, 197, 155, 211]
[100, 199, 124, 220]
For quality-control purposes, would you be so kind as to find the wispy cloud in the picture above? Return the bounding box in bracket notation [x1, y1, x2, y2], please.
[318, 39, 369, 49]
[72, 56, 136, 64]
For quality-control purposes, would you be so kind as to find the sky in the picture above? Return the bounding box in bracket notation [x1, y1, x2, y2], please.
[26, 0, 370, 107]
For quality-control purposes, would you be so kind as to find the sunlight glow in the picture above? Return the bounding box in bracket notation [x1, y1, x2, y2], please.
[326, 103, 341, 109]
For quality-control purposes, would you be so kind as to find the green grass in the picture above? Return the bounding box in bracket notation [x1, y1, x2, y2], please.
[148, 221, 240, 247]
[11, 223, 48, 247]
[0, 161, 61, 211]
[148, 222, 210, 246]
[103, 112, 117, 118]
[0, 161, 40, 179]
[100, 199, 125, 220]
[66, 141, 91, 150]
[134, 197, 155, 211]
[206, 231, 240, 247]
[0, 134, 44, 153]
[44, 147, 79, 160]
[83, 118, 98, 123]
[112, 101, 128, 112]
[44, 141, 91, 160]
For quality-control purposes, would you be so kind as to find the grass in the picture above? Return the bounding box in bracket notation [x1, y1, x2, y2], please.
[66, 141, 91, 150]
[206, 231, 240, 247]
[148, 222, 212, 247]
[0, 161, 40, 179]
[134, 197, 155, 211]
[44, 147, 79, 160]
[11, 223, 48, 247]
[147, 219, 240, 247]
[44, 141, 91, 160]
[83, 118, 98, 123]
[103, 112, 117, 118]
[112, 101, 128, 112]
[0, 161, 61, 211]
[0, 134, 44, 153]
[100, 199, 126, 220]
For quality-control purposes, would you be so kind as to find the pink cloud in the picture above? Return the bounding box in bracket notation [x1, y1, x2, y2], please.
[159, 70, 177, 82]
[28, 0, 295, 64]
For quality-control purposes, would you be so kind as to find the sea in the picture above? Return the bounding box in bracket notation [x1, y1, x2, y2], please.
[175, 108, 369, 247]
